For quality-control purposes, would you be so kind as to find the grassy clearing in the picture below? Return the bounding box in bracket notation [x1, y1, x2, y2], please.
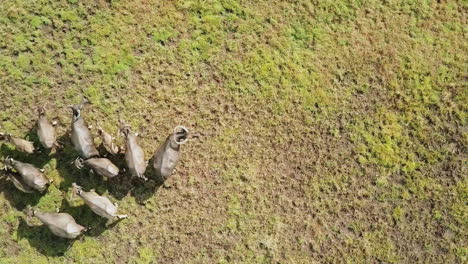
[0, 0, 466, 263]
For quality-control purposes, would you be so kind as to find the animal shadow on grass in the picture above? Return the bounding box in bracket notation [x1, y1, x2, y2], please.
[0, 137, 53, 170]
[0, 135, 51, 211]
[24, 125, 53, 153]
[130, 163, 164, 205]
[17, 217, 73, 257]
[54, 133, 85, 191]
[0, 174, 43, 211]
[23, 125, 54, 168]
[103, 167, 163, 204]
[95, 151, 163, 202]
[16, 199, 124, 256]
[104, 152, 132, 200]
[54, 134, 109, 198]
[55, 133, 135, 201]
[0, 127, 55, 207]
[60, 199, 121, 236]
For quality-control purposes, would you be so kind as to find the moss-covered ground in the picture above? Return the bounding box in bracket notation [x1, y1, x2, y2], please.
[0, 0, 466, 263]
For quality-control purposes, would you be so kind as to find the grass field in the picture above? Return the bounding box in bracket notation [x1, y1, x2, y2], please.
[0, 0, 466, 263]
